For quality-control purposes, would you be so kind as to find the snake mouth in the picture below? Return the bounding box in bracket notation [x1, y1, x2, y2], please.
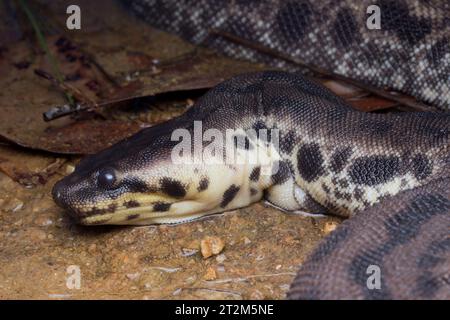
[77, 201, 211, 225]
[77, 205, 169, 225]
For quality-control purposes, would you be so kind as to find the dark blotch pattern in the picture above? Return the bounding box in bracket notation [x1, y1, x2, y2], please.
[160, 177, 186, 198]
[411, 154, 432, 180]
[280, 130, 296, 154]
[87, 207, 108, 216]
[250, 166, 261, 182]
[124, 200, 140, 208]
[322, 183, 331, 193]
[297, 143, 325, 182]
[126, 178, 150, 193]
[308, 228, 350, 264]
[330, 147, 352, 173]
[302, 194, 329, 214]
[252, 120, 272, 142]
[126, 214, 140, 220]
[385, 194, 449, 242]
[153, 202, 171, 212]
[332, 8, 359, 47]
[197, 177, 209, 192]
[347, 193, 450, 299]
[338, 179, 349, 189]
[418, 238, 450, 269]
[354, 188, 364, 201]
[271, 160, 291, 185]
[378, 0, 432, 45]
[334, 190, 352, 201]
[348, 248, 392, 299]
[427, 38, 450, 66]
[277, 1, 313, 42]
[349, 155, 400, 186]
[220, 184, 240, 208]
[415, 272, 442, 298]
[233, 134, 253, 150]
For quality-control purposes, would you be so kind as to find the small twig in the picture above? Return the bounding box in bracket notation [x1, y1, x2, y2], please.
[82, 51, 121, 88]
[34, 69, 95, 104]
[35, 69, 115, 122]
[42, 95, 141, 121]
[209, 29, 439, 112]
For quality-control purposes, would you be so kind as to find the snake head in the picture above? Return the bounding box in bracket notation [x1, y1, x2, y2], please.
[51, 120, 267, 225]
[52, 72, 292, 225]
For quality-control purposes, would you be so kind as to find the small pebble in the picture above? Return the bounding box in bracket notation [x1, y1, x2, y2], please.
[65, 164, 75, 174]
[203, 267, 217, 281]
[200, 236, 225, 259]
[243, 236, 251, 245]
[126, 272, 140, 281]
[323, 221, 338, 235]
[215, 254, 226, 263]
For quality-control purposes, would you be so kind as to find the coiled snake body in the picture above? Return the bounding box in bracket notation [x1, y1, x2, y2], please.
[52, 1, 450, 299]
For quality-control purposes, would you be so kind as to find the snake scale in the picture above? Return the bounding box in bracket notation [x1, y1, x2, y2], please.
[52, 1, 450, 299]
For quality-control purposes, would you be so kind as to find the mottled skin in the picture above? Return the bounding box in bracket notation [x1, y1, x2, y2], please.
[119, 0, 450, 298]
[125, 0, 450, 110]
[288, 177, 450, 300]
[53, 71, 450, 299]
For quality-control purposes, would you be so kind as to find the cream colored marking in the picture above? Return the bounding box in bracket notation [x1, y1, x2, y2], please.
[294, 185, 307, 205]
[80, 128, 284, 225]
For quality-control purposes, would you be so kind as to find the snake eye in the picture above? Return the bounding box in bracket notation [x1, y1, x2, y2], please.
[97, 167, 117, 189]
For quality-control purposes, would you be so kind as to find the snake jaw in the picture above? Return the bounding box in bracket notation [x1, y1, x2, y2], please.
[77, 196, 236, 226]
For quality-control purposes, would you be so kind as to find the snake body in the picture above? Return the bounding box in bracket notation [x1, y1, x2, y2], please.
[125, 0, 450, 111]
[52, 1, 450, 299]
